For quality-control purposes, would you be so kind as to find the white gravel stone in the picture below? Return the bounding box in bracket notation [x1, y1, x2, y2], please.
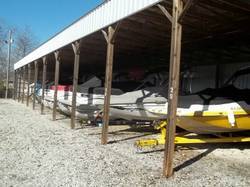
[0, 99, 249, 186]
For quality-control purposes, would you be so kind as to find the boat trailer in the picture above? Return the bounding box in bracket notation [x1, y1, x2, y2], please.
[135, 121, 250, 148]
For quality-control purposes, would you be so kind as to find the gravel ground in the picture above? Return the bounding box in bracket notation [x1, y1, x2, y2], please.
[0, 99, 249, 187]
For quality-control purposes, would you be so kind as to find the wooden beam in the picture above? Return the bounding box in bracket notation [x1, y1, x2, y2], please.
[33, 61, 38, 110]
[41, 57, 47, 115]
[21, 66, 26, 103]
[110, 22, 122, 43]
[101, 30, 109, 43]
[101, 26, 116, 145]
[102, 22, 122, 44]
[26, 64, 31, 107]
[157, 4, 173, 23]
[52, 50, 61, 121]
[71, 40, 81, 129]
[178, 0, 196, 23]
[163, 0, 183, 178]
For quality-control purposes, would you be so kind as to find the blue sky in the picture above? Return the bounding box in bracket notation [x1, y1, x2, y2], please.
[0, 0, 103, 43]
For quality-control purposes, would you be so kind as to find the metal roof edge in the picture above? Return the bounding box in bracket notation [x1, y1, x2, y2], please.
[14, 0, 163, 70]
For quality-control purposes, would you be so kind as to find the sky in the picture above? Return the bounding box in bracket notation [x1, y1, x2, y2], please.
[0, 0, 103, 43]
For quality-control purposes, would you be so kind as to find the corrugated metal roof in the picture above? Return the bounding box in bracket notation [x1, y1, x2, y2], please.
[14, 0, 162, 70]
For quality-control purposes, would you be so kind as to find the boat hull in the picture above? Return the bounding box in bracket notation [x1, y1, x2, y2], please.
[109, 107, 166, 121]
[178, 114, 250, 134]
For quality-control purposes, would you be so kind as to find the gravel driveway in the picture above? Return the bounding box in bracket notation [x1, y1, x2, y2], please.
[0, 99, 249, 186]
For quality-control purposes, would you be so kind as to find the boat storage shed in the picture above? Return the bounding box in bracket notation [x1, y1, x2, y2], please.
[13, 0, 250, 177]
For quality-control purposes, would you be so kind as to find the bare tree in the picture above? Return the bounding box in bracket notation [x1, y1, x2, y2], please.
[14, 26, 38, 61]
[0, 21, 39, 82]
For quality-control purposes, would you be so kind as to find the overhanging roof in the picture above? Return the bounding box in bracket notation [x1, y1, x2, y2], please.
[14, 0, 250, 71]
[14, 0, 162, 70]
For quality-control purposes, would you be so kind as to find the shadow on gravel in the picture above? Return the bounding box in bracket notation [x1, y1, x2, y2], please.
[180, 142, 250, 151]
[108, 133, 154, 144]
[137, 149, 165, 154]
[55, 116, 69, 121]
[174, 148, 216, 172]
[88, 126, 157, 135]
[137, 142, 250, 173]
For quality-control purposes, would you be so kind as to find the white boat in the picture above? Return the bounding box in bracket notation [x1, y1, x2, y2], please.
[36, 75, 141, 120]
[99, 67, 250, 134]
[93, 71, 168, 119]
[105, 87, 167, 121]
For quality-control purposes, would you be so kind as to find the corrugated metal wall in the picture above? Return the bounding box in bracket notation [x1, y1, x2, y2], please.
[220, 62, 250, 89]
[188, 65, 217, 93]
[183, 62, 250, 94]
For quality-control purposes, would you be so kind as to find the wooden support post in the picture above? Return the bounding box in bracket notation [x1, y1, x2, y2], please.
[13, 70, 17, 100]
[178, 0, 196, 23]
[71, 41, 81, 129]
[16, 70, 18, 100]
[110, 22, 122, 44]
[41, 57, 47, 115]
[33, 61, 38, 110]
[53, 51, 61, 121]
[26, 64, 31, 106]
[18, 69, 22, 102]
[21, 66, 26, 103]
[101, 25, 120, 145]
[157, 4, 173, 23]
[163, 0, 183, 178]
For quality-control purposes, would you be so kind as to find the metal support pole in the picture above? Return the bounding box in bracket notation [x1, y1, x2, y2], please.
[71, 41, 81, 129]
[101, 26, 116, 145]
[5, 30, 12, 99]
[21, 66, 26, 103]
[41, 57, 47, 114]
[53, 51, 61, 121]
[163, 0, 183, 178]
[26, 64, 31, 106]
[33, 61, 38, 110]
[18, 69, 22, 102]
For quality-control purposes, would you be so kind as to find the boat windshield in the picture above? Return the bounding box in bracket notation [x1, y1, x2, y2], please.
[196, 67, 250, 103]
[135, 72, 168, 90]
[223, 66, 250, 89]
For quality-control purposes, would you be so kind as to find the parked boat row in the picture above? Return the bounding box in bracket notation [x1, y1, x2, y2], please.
[35, 67, 250, 134]
[35, 73, 144, 120]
